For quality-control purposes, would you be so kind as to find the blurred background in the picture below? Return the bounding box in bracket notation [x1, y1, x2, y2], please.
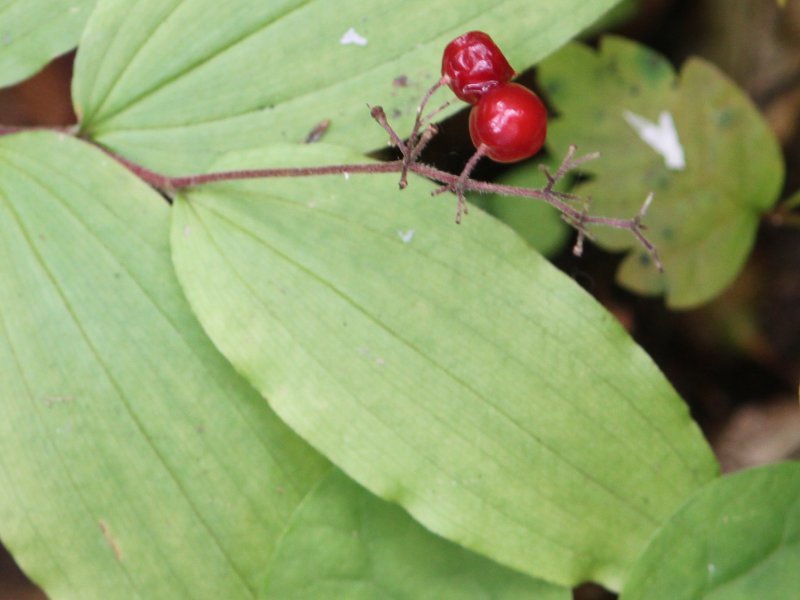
[1, 0, 798, 598]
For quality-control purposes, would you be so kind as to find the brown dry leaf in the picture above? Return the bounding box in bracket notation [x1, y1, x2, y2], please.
[714, 397, 800, 472]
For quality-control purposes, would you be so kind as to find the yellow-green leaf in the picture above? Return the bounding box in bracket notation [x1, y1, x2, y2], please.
[0, 0, 96, 87]
[538, 37, 784, 308]
[171, 143, 719, 589]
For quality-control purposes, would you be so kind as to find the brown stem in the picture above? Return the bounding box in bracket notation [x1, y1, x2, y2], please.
[106, 147, 403, 191]
[2, 99, 662, 271]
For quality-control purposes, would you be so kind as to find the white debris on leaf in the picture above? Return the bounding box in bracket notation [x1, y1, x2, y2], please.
[340, 27, 367, 46]
[623, 109, 686, 170]
[397, 229, 415, 243]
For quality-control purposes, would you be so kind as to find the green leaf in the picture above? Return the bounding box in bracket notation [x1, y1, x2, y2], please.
[538, 37, 784, 309]
[265, 469, 568, 599]
[0, 131, 569, 599]
[0, 131, 329, 598]
[0, 0, 96, 88]
[73, 0, 624, 174]
[170, 143, 719, 590]
[622, 462, 800, 599]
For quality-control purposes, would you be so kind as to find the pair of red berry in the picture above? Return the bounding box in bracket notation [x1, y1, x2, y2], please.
[441, 31, 547, 163]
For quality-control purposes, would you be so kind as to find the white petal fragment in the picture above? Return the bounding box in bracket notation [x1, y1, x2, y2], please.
[623, 110, 686, 170]
[340, 27, 368, 46]
[397, 229, 415, 243]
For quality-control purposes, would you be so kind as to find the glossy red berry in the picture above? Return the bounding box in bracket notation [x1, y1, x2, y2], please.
[441, 31, 515, 104]
[468, 83, 547, 163]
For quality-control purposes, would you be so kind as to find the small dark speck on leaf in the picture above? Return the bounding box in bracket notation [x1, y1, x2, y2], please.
[638, 253, 652, 266]
[649, 170, 671, 191]
[646, 53, 660, 68]
[391, 108, 402, 119]
[42, 395, 73, 406]
[99, 520, 123, 561]
[544, 80, 562, 96]
[715, 109, 736, 128]
[393, 75, 408, 87]
[592, 109, 607, 123]
[304, 118, 331, 143]
[661, 227, 675, 241]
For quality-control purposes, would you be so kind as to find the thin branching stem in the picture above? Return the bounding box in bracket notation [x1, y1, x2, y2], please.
[0, 88, 663, 271]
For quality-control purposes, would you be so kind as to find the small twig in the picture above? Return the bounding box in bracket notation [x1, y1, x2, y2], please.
[408, 123, 438, 163]
[370, 105, 409, 155]
[432, 144, 486, 223]
[421, 100, 452, 126]
[410, 77, 447, 145]
[540, 145, 599, 191]
[564, 197, 595, 258]
[398, 77, 446, 189]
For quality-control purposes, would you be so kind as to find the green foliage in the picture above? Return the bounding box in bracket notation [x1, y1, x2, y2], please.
[0, 131, 327, 597]
[0, 1, 792, 599]
[73, 0, 623, 173]
[538, 37, 784, 308]
[623, 462, 800, 599]
[172, 143, 717, 589]
[264, 470, 566, 599]
[0, 132, 566, 599]
[0, 0, 96, 87]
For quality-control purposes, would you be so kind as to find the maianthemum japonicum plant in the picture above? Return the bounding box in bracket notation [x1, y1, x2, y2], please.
[0, 1, 796, 599]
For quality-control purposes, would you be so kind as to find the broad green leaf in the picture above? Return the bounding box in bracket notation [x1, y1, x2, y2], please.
[470, 156, 570, 256]
[0, 131, 329, 598]
[73, 0, 623, 174]
[538, 37, 784, 309]
[0, 131, 567, 599]
[0, 0, 96, 88]
[265, 469, 568, 599]
[170, 143, 719, 590]
[623, 462, 800, 599]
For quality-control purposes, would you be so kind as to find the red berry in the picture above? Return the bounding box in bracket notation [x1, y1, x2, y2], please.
[468, 83, 547, 163]
[441, 31, 515, 104]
